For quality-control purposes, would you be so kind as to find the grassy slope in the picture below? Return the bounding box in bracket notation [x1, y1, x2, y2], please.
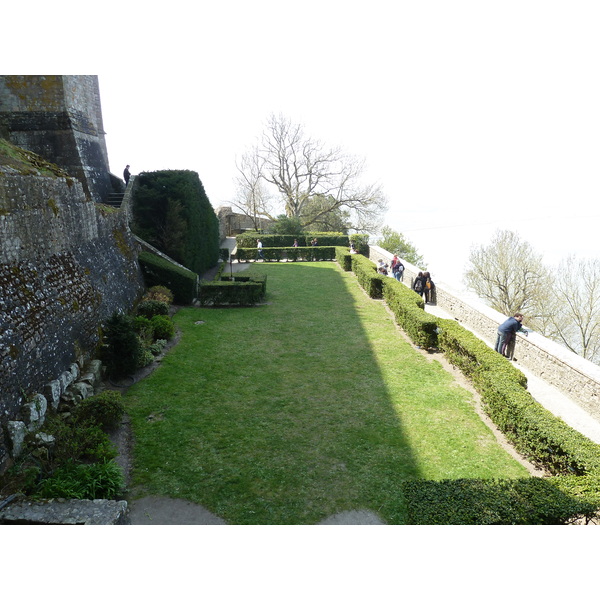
[124, 262, 528, 524]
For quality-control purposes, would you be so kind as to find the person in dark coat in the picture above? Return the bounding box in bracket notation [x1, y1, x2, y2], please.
[423, 271, 435, 303]
[495, 313, 526, 356]
[123, 165, 131, 186]
[412, 271, 427, 298]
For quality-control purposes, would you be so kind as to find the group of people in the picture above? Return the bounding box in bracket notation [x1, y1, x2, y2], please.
[412, 271, 435, 303]
[376, 255, 406, 282]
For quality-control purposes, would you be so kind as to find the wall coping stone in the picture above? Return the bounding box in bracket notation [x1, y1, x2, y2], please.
[0, 498, 129, 525]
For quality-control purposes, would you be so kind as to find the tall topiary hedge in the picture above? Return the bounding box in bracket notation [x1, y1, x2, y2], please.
[132, 170, 219, 274]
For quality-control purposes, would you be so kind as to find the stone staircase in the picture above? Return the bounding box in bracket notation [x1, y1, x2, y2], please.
[103, 192, 125, 208]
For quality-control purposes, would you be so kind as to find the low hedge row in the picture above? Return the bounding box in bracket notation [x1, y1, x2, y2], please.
[339, 252, 600, 522]
[138, 251, 198, 304]
[401, 477, 599, 524]
[350, 253, 385, 298]
[236, 246, 337, 262]
[236, 233, 352, 248]
[382, 277, 438, 349]
[436, 318, 600, 476]
[198, 274, 267, 306]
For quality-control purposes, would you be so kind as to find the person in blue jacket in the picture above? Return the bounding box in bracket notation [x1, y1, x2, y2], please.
[495, 313, 526, 356]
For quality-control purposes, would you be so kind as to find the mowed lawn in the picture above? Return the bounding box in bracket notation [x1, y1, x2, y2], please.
[124, 261, 529, 524]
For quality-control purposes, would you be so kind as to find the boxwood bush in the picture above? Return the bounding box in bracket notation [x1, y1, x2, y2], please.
[401, 477, 598, 525]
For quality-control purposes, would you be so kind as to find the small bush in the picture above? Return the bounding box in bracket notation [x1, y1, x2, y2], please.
[75, 391, 125, 432]
[44, 416, 118, 465]
[143, 285, 174, 304]
[102, 312, 144, 379]
[136, 299, 169, 319]
[36, 460, 124, 500]
[148, 339, 168, 356]
[150, 314, 175, 340]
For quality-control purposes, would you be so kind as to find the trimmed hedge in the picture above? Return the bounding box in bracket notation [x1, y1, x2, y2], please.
[382, 278, 438, 348]
[336, 247, 353, 271]
[338, 251, 600, 520]
[350, 253, 385, 298]
[435, 317, 600, 476]
[237, 246, 337, 262]
[401, 477, 598, 525]
[138, 251, 198, 305]
[198, 274, 267, 306]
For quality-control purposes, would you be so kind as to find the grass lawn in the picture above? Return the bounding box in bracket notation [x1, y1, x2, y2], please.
[124, 261, 530, 524]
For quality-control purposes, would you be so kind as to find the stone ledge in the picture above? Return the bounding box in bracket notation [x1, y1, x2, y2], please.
[0, 497, 129, 525]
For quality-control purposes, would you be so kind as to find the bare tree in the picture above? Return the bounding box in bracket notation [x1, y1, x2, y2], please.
[233, 150, 273, 231]
[464, 229, 552, 320]
[239, 113, 387, 232]
[546, 256, 600, 362]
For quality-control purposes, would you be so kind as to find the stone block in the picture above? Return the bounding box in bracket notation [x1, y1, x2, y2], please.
[70, 381, 94, 400]
[0, 498, 129, 525]
[21, 393, 48, 431]
[69, 362, 80, 381]
[58, 370, 74, 393]
[7, 420, 28, 457]
[44, 379, 62, 411]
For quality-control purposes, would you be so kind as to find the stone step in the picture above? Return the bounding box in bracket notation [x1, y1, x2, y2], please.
[0, 497, 129, 524]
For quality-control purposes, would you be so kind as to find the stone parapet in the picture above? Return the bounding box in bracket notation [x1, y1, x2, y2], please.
[369, 246, 600, 419]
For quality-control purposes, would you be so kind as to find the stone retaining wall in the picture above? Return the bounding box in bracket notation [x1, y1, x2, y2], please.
[0, 170, 145, 469]
[369, 246, 600, 419]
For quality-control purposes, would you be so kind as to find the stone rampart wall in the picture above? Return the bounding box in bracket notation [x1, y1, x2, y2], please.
[0, 171, 145, 467]
[0, 76, 113, 203]
[368, 246, 600, 419]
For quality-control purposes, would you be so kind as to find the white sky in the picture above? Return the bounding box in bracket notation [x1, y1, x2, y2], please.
[7, 1, 600, 290]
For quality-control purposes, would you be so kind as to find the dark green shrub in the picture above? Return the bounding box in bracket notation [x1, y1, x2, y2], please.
[36, 460, 124, 500]
[44, 415, 118, 465]
[137, 299, 169, 319]
[198, 280, 266, 306]
[75, 391, 125, 432]
[132, 170, 219, 274]
[150, 314, 175, 340]
[102, 312, 144, 379]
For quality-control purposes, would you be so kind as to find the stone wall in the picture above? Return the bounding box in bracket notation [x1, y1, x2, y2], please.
[216, 206, 272, 239]
[0, 170, 145, 468]
[0, 76, 113, 203]
[369, 246, 600, 419]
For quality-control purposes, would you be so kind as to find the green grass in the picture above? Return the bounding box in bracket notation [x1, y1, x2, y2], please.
[124, 262, 529, 524]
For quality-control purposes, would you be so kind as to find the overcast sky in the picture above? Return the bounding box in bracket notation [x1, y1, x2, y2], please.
[9, 1, 600, 290]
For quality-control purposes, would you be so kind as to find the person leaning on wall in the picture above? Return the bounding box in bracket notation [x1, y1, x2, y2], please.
[495, 313, 529, 357]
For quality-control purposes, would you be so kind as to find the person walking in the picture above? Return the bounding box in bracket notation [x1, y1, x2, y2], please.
[392, 256, 404, 281]
[257, 239, 264, 261]
[495, 313, 527, 356]
[412, 271, 427, 298]
[423, 271, 435, 303]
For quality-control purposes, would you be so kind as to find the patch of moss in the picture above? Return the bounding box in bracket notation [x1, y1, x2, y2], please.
[47, 198, 59, 216]
[112, 228, 135, 260]
[0, 137, 69, 178]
